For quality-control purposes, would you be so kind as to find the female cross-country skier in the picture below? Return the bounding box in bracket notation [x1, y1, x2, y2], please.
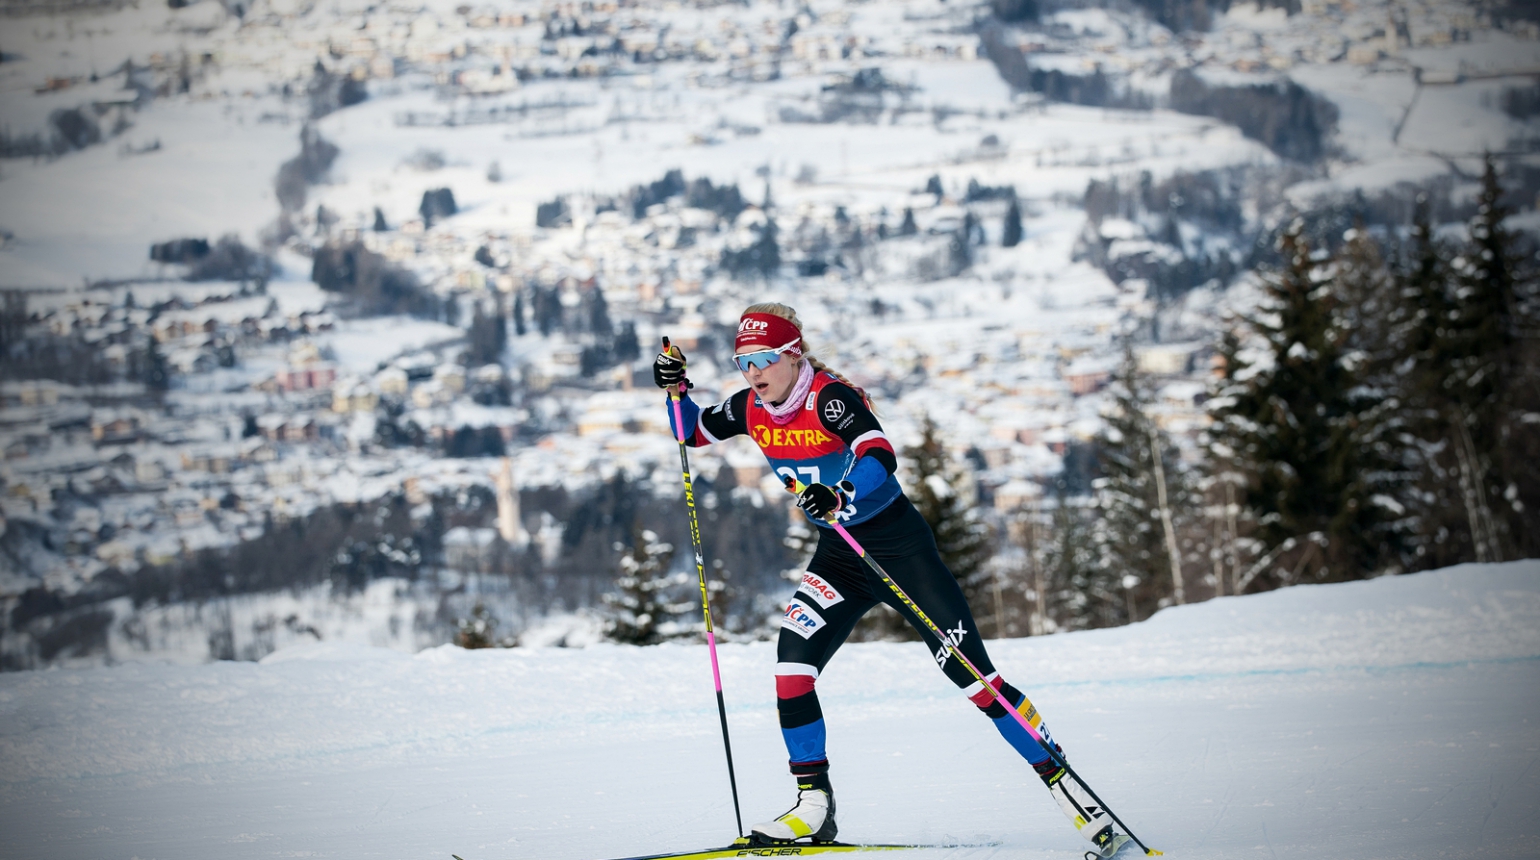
[654, 303, 1127, 855]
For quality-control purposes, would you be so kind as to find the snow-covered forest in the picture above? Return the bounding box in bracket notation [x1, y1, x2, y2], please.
[1, 0, 1538, 672]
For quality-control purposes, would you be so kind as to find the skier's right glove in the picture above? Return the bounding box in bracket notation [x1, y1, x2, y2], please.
[796, 482, 848, 519]
[653, 347, 687, 390]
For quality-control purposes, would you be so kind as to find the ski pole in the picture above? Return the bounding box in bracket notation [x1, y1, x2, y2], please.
[663, 336, 744, 838]
[782, 477, 1161, 856]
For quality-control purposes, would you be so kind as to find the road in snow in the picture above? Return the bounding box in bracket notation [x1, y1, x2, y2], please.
[2, 561, 1537, 860]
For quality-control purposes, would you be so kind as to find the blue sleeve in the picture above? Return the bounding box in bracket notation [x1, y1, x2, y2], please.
[844, 454, 890, 501]
[664, 393, 701, 443]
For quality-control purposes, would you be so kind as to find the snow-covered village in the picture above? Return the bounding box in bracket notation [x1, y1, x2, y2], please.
[1, 0, 1538, 856]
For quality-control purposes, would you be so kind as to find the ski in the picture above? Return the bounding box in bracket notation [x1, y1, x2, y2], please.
[453, 837, 971, 860]
[599, 838, 953, 860]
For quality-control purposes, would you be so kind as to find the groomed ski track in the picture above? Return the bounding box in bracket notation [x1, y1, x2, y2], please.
[2, 561, 1537, 860]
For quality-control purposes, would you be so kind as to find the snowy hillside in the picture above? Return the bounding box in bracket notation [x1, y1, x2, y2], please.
[3, 560, 1536, 860]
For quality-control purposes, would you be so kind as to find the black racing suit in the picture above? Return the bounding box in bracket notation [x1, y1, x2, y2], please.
[667, 378, 1061, 784]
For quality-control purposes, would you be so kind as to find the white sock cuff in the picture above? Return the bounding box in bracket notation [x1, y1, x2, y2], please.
[961, 671, 1001, 698]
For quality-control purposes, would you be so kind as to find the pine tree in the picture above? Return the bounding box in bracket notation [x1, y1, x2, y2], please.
[947, 224, 972, 276]
[1040, 486, 1105, 632]
[721, 218, 781, 281]
[455, 602, 503, 649]
[1389, 199, 1470, 569]
[1002, 198, 1023, 248]
[144, 338, 170, 391]
[1442, 157, 1524, 561]
[1094, 342, 1188, 621]
[1207, 221, 1402, 590]
[604, 528, 690, 645]
[587, 285, 613, 337]
[783, 517, 818, 569]
[1331, 227, 1415, 570]
[466, 300, 507, 366]
[613, 321, 640, 363]
[1201, 329, 1253, 597]
[903, 416, 991, 608]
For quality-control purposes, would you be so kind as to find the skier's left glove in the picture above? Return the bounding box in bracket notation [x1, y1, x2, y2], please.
[796, 482, 852, 519]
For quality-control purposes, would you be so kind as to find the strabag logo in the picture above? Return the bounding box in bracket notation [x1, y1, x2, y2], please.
[797, 572, 844, 609]
[781, 600, 826, 639]
[752, 425, 831, 449]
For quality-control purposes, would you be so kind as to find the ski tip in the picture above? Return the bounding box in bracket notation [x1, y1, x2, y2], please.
[451, 855, 467, 860]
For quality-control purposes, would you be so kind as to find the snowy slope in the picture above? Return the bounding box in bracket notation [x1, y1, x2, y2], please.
[2, 561, 1537, 860]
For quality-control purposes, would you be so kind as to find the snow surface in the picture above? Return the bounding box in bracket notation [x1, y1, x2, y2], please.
[0, 98, 299, 287]
[2, 561, 1537, 860]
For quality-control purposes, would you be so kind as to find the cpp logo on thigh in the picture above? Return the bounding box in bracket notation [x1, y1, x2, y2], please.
[781, 600, 826, 639]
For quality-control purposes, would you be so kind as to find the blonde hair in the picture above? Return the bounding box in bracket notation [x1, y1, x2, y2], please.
[742, 302, 873, 410]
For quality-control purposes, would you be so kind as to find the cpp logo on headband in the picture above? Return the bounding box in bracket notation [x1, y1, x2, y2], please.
[738, 318, 769, 333]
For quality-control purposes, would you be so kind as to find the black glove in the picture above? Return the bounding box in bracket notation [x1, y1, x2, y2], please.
[653, 348, 686, 390]
[796, 482, 849, 519]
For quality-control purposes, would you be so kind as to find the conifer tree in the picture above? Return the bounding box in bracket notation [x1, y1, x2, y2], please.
[466, 300, 507, 366]
[783, 517, 818, 569]
[721, 218, 781, 281]
[903, 415, 991, 608]
[947, 224, 973, 276]
[1441, 157, 1524, 560]
[1331, 226, 1415, 569]
[603, 528, 689, 645]
[1207, 221, 1403, 590]
[1201, 329, 1252, 597]
[1388, 199, 1472, 568]
[455, 602, 503, 649]
[1386, 197, 1490, 573]
[1094, 342, 1189, 620]
[1002, 198, 1024, 248]
[512, 290, 527, 337]
[1040, 486, 1105, 631]
[145, 338, 170, 391]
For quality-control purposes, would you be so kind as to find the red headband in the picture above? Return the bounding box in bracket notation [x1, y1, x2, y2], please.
[735, 313, 802, 356]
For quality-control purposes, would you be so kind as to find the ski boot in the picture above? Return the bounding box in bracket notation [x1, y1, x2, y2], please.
[749, 772, 837, 844]
[1035, 757, 1122, 853]
[1086, 828, 1134, 859]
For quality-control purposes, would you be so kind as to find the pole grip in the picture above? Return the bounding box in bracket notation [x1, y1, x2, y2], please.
[661, 336, 688, 399]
